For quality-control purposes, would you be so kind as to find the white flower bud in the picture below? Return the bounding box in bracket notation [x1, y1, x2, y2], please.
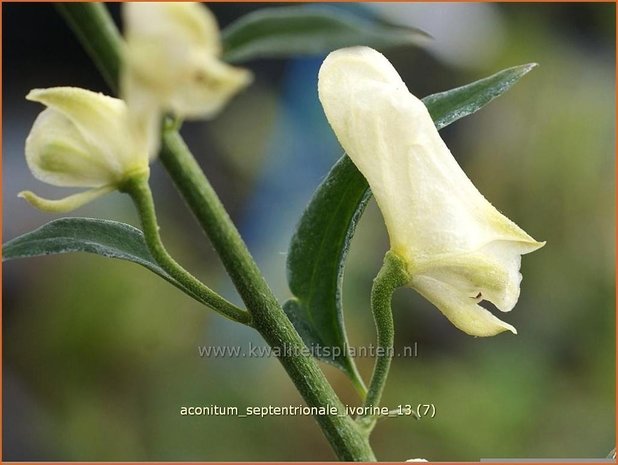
[122, 2, 252, 125]
[20, 87, 150, 212]
[318, 47, 545, 336]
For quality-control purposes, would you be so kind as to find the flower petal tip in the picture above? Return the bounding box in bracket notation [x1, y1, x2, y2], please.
[469, 320, 517, 337]
[522, 239, 546, 254]
[470, 323, 517, 338]
[25, 88, 45, 102]
[26, 87, 74, 103]
[492, 319, 517, 336]
[18, 187, 113, 213]
[18, 190, 72, 213]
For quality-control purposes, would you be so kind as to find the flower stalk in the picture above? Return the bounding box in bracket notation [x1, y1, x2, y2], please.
[122, 174, 251, 325]
[358, 251, 410, 433]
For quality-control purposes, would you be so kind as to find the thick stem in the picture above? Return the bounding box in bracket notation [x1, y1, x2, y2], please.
[160, 132, 375, 461]
[360, 252, 409, 431]
[123, 175, 251, 325]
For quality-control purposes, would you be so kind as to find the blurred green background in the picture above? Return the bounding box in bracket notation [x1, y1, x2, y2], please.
[3, 2, 615, 461]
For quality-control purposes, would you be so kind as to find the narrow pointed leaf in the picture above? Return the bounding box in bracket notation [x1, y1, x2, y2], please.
[286, 64, 537, 377]
[222, 6, 429, 63]
[3, 217, 197, 300]
[425, 63, 538, 130]
[284, 155, 371, 374]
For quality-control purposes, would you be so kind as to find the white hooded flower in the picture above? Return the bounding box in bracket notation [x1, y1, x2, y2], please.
[122, 1, 252, 130]
[19, 87, 150, 213]
[318, 47, 544, 337]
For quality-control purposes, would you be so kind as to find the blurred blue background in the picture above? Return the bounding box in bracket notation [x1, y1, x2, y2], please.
[3, 2, 615, 461]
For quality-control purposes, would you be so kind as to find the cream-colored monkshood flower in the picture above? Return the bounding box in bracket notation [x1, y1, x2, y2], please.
[122, 1, 252, 131]
[318, 47, 545, 337]
[19, 87, 151, 213]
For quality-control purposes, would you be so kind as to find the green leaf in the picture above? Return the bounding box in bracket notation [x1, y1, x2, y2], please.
[3, 217, 192, 298]
[285, 63, 537, 378]
[222, 5, 428, 63]
[425, 63, 538, 130]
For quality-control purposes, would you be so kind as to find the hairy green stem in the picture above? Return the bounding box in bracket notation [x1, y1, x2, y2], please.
[123, 175, 251, 325]
[359, 252, 409, 432]
[160, 132, 376, 460]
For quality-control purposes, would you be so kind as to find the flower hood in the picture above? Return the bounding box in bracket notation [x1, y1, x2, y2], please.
[318, 47, 544, 336]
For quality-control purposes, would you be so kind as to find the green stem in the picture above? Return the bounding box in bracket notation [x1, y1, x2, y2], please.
[123, 175, 251, 326]
[359, 252, 409, 431]
[346, 358, 368, 400]
[160, 132, 375, 461]
[56, 3, 122, 93]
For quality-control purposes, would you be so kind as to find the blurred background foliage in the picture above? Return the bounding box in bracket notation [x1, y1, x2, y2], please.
[3, 2, 615, 461]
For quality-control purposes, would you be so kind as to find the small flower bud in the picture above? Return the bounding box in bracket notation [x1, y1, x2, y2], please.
[20, 87, 150, 212]
[122, 2, 252, 124]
